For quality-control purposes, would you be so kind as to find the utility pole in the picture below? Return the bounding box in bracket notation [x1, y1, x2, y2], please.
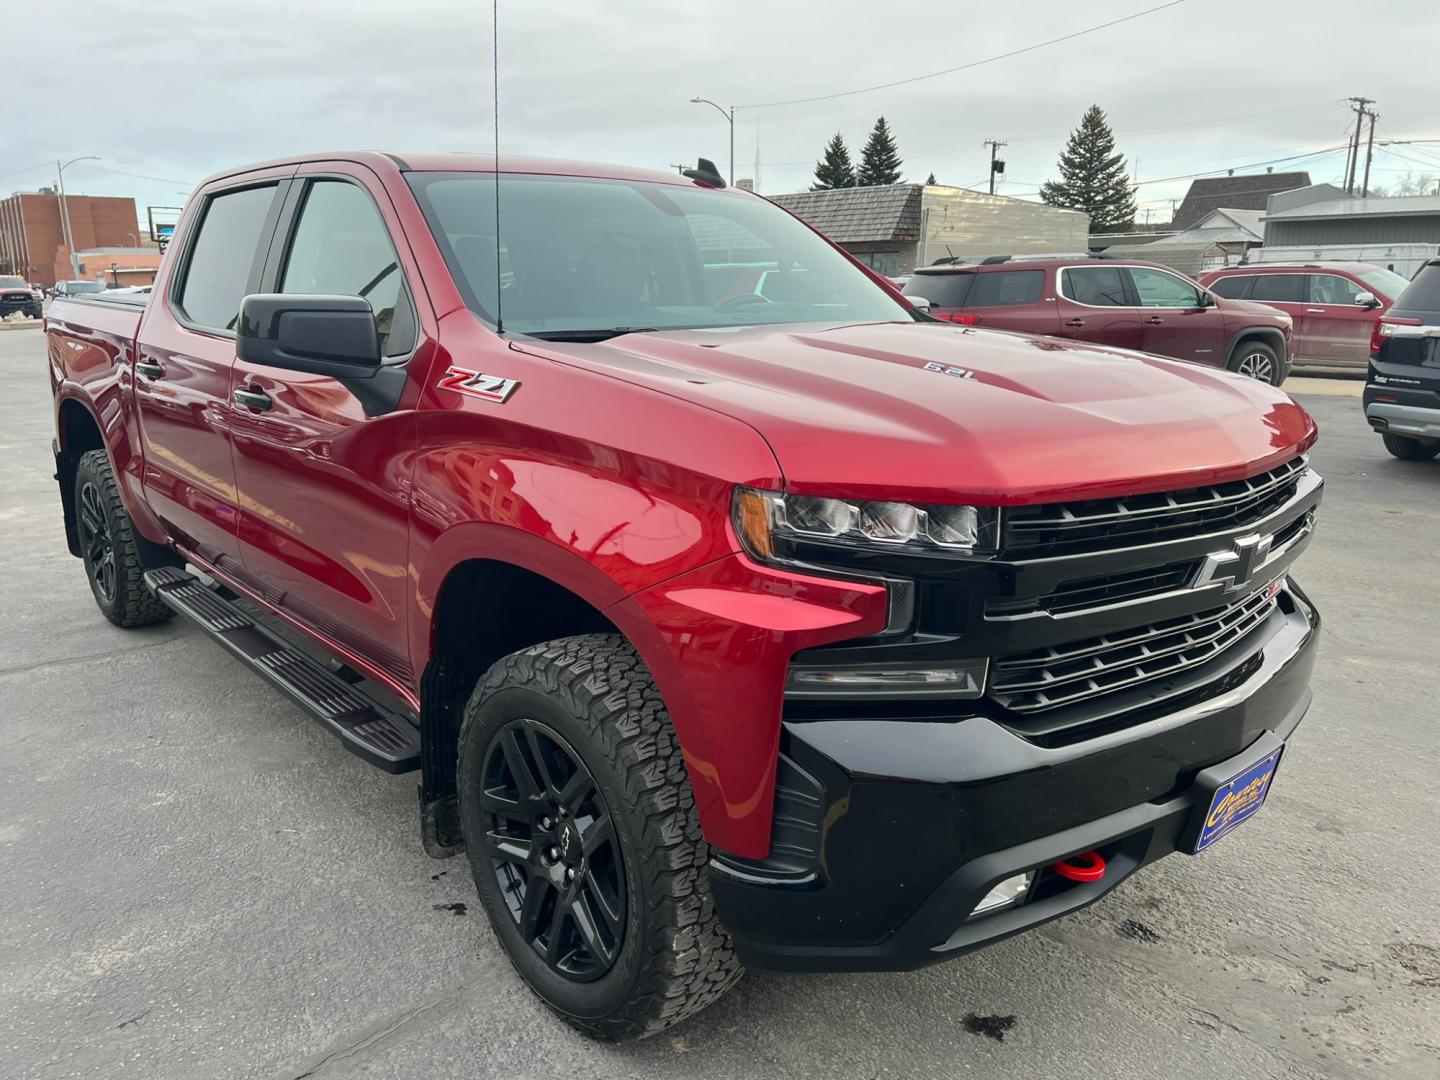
[1344, 97, 1374, 195]
[56, 156, 100, 279]
[1361, 110, 1378, 198]
[983, 139, 1007, 195]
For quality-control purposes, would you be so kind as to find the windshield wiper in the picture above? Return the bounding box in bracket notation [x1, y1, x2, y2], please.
[522, 327, 662, 343]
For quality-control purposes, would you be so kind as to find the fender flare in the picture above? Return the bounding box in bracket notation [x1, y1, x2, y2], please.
[1224, 326, 1288, 368]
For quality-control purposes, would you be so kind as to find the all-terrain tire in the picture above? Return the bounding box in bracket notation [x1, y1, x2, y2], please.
[1228, 340, 1283, 385]
[457, 634, 742, 1041]
[74, 449, 173, 628]
[1381, 433, 1440, 461]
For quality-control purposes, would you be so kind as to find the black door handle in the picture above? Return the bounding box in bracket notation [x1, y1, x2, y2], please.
[1144, 316, 1164, 325]
[136, 361, 164, 380]
[233, 388, 272, 411]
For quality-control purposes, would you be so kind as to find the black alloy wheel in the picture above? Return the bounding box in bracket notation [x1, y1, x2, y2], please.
[77, 479, 117, 605]
[479, 717, 626, 981]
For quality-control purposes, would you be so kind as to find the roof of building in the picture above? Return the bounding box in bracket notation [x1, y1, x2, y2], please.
[1199, 207, 1265, 236]
[1262, 194, 1440, 221]
[1172, 172, 1311, 229]
[768, 184, 924, 244]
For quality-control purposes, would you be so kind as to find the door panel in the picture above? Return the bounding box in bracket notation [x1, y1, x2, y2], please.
[231, 168, 428, 687]
[1248, 274, 1309, 357]
[136, 181, 286, 561]
[1127, 266, 1228, 366]
[1056, 265, 1143, 350]
[1305, 273, 1379, 368]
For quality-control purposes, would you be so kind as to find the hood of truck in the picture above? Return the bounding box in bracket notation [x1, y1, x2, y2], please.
[523, 321, 1316, 504]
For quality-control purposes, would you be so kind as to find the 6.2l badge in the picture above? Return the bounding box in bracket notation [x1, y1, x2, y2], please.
[438, 366, 520, 403]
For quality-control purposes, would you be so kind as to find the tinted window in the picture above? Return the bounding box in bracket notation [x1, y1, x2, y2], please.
[1394, 263, 1440, 314]
[406, 172, 906, 334]
[904, 272, 973, 308]
[1062, 266, 1129, 306]
[1209, 275, 1252, 299]
[1128, 266, 1204, 307]
[0, 276, 25, 289]
[178, 185, 277, 330]
[1249, 274, 1306, 303]
[969, 270, 1044, 307]
[281, 180, 414, 356]
[1309, 274, 1364, 305]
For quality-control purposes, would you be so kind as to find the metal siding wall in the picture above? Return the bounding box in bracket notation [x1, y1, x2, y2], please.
[1267, 216, 1440, 247]
[917, 191, 1088, 267]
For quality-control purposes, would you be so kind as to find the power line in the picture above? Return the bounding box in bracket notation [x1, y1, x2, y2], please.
[72, 163, 197, 186]
[736, 0, 1187, 109]
[1003, 145, 1349, 199]
[0, 161, 56, 183]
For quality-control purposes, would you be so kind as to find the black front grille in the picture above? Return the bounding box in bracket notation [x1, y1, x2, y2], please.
[986, 560, 1196, 618]
[989, 586, 1278, 715]
[1002, 457, 1307, 557]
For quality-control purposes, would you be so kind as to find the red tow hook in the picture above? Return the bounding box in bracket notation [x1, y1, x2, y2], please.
[1052, 850, 1107, 883]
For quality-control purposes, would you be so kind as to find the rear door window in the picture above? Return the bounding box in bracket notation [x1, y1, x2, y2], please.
[1249, 274, 1307, 304]
[1061, 266, 1130, 306]
[903, 272, 973, 308]
[176, 184, 280, 331]
[1209, 275, 1252, 299]
[968, 270, 1044, 307]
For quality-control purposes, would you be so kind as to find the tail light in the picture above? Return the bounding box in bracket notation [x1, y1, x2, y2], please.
[1371, 316, 1421, 356]
[937, 312, 978, 325]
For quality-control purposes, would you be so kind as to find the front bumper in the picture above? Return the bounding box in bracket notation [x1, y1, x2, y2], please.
[710, 583, 1318, 972]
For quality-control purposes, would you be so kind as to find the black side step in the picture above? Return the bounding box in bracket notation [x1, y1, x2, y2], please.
[143, 567, 420, 773]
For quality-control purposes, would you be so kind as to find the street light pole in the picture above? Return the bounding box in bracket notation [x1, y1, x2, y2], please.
[689, 97, 733, 185]
[56, 156, 100, 279]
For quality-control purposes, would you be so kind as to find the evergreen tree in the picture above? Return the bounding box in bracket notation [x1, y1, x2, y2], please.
[811, 133, 856, 190]
[925, 171, 937, 185]
[1040, 105, 1137, 232]
[857, 117, 903, 186]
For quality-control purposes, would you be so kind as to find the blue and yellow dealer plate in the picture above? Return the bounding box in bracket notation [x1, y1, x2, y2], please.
[1193, 746, 1283, 853]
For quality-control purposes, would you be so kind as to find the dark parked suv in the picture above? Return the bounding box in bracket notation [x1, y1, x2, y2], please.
[903, 256, 1294, 384]
[1364, 258, 1440, 461]
[1201, 262, 1410, 375]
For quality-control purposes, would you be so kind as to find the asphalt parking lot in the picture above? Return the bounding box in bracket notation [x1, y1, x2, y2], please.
[3, 325, 1438, 1080]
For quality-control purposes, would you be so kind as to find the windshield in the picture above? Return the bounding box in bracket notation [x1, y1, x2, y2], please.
[0, 276, 27, 289]
[1358, 267, 1410, 299]
[406, 172, 908, 337]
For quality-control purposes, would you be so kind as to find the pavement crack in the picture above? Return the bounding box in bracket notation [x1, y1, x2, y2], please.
[281, 986, 466, 1079]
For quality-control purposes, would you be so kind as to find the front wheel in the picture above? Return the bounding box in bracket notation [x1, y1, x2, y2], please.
[457, 634, 742, 1040]
[1382, 433, 1440, 461]
[1228, 341, 1283, 385]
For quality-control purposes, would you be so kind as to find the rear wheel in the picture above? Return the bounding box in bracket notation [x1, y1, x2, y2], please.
[457, 634, 742, 1040]
[1229, 340, 1282, 385]
[74, 450, 173, 628]
[1381, 433, 1440, 461]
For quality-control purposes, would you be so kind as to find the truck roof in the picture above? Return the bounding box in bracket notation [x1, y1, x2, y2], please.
[199, 151, 695, 190]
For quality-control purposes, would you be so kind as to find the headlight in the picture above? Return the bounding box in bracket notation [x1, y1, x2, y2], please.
[732, 487, 995, 562]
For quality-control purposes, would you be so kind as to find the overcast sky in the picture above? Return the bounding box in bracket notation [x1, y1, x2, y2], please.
[14, 0, 1440, 229]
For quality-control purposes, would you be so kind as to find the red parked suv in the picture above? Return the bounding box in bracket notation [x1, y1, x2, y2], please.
[1200, 262, 1410, 375]
[903, 256, 1294, 384]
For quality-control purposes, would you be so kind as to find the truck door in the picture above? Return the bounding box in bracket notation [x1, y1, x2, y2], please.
[229, 168, 426, 687]
[1056, 265, 1144, 351]
[1127, 265, 1228, 366]
[136, 178, 290, 564]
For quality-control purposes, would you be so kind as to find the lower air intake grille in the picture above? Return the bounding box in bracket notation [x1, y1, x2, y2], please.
[989, 587, 1278, 715]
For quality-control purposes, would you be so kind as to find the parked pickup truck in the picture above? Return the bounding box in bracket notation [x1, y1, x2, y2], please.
[47, 152, 1323, 1040]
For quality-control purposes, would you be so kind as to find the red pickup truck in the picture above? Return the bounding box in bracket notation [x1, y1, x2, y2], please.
[47, 152, 1323, 1040]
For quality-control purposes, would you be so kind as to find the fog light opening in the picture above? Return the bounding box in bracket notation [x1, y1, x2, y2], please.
[969, 871, 1035, 918]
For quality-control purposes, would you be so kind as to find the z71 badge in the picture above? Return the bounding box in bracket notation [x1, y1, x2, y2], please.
[438, 367, 519, 403]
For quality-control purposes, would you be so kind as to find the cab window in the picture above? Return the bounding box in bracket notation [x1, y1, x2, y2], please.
[280, 180, 416, 356]
[1209, 275, 1252, 299]
[1249, 274, 1307, 304]
[175, 184, 279, 331]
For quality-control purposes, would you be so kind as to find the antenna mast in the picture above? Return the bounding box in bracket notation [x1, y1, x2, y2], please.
[492, 0, 504, 333]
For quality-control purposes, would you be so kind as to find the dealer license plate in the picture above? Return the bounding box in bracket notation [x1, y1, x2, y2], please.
[1192, 746, 1283, 853]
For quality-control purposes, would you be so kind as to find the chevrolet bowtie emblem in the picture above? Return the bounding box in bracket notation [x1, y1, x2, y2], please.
[1192, 532, 1273, 593]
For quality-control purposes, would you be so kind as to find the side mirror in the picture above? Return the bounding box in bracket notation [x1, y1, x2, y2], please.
[1354, 291, 1380, 308]
[237, 294, 381, 377]
[908, 295, 932, 314]
[1195, 291, 1214, 309]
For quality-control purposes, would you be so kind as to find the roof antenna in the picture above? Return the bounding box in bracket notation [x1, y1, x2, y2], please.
[492, 0, 504, 334]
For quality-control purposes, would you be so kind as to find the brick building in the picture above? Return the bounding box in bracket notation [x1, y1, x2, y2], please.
[0, 191, 144, 287]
